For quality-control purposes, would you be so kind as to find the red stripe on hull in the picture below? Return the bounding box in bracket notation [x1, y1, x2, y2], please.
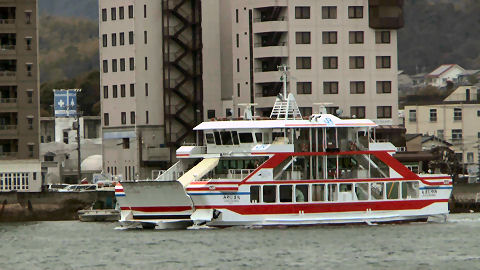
[195, 199, 448, 215]
[121, 206, 192, 212]
[186, 187, 239, 192]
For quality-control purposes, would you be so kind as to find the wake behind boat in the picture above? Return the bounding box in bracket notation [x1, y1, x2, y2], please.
[116, 69, 452, 229]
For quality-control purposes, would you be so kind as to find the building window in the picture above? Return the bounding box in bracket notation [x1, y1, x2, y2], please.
[348, 6, 363, 19]
[130, 84, 135, 97]
[146, 111, 149, 124]
[350, 81, 365, 94]
[129, 31, 134, 44]
[26, 63, 32, 76]
[102, 34, 107, 47]
[376, 31, 391, 44]
[111, 33, 116, 46]
[467, 152, 474, 163]
[103, 86, 108, 99]
[323, 82, 339, 94]
[128, 5, 134, 18]
[452, 129, 462, 141]
[207, 110, 215, 119]
[28, 145, 34, 157]
[144, 31, 147, 44]
[349, 56, 364, 69]
[351, 106, 366, 118]
[326, 107, 339, 115]
[236, 58, 240, 72]
[322, 6, 337, 19]
[438, 130, 444, 139]
[430, 109, 437, 122]
[477, 110, 480, 117]
[120, 32, 125, 45]
[236, 9, 239, 23]
[104, 113, 109, 126]
[144, 57, 148, 70]
[322, 31, 337, 44]
[349, 31, 364, 44]
[102, 8, 107, 21]
[295, 7, 310, 19]
[454, 108, 462, 121]
[236, 34, 239, 48]
[121, 112, 126, 125]
[299, 107, 312, 117]
[113, 85, 118, 98]
[409, 109, 416, 122]
[323, 57, 338, 69]
[111, 7, 116, 20]
[120, 84, 126, 97]
[25, 37, 32, 50]
[122, 138, 130, 149]
[376, 56, 391, 69]
[144, 4, 147, 18]
[237, 83, 240, 97]
[120, 58, 125, 71]
[27, 118, 33, 129]
[376, 81, 392, 93]
[145, 83, 148, 96]
[129, 57, 134, 70]
[377, 106, 392, 119]
[296, 57, 311, 69]
[130, 112, 135, 124]
[103, 60, 108, 73]
[119, 6, 124, 20]
[296, 32, 311, 44]
[478, 132, 480, 139]
[112, 59, 117, 72]
[25, 11, 32, 24]
[27, 91, 33, 103]
[297, 82, 312, 94]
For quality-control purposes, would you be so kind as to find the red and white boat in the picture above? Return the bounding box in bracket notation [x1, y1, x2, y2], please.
[116, 72, 452, 229]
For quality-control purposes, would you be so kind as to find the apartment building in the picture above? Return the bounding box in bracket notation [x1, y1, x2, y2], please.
[405, 86, 480, 168]
[0, 0, 40, 160]
[228, 0, 403, 124]
[99, 0, 225, 179]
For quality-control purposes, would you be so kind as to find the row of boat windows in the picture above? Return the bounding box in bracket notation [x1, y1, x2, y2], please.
[249, 181, 420, 203]
[206, 132, 264, 145]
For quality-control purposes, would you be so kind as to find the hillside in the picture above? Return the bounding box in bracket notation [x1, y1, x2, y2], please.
[39, 0, 98, 20]
[398, 0, 480, 74]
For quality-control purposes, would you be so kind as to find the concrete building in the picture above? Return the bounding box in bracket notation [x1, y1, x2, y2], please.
[405, 85, 480, 171]
[98, 0, 227, 179]
[40, 116, 102, 183]
[0, 0, 40, 160]
[228, 0, 403, 125]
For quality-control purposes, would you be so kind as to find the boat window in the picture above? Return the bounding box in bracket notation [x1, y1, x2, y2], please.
[386, 182, 399, 199]
[312, 184, 325, 201]
[370, 155, 390, 178]
[232, 131, 239, 145]
[327, 184, 337, 201]
[255, 132, 263, 143]
[205, 133, 215, 144]
[263, 185, 276, 203]
[279, 185, 293, 202]
[295, 184, 308, 202]
[214, 132, 222, 145]
[339, 184, 352, 192]
[238, 132, 254, 143]
[221, 131, 233, 145]
[355, 183, 369, 200]
[371, 182, 384, 200]
[272, 132, 283, 142]
[402, 181, 419, 199]
[250, 185, 260, 203]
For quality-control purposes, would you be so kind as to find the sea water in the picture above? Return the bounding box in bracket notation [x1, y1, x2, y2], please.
[1, 213, 479, 270]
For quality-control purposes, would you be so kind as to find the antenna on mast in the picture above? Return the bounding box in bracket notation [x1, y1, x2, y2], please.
[270, 65, 302, 120]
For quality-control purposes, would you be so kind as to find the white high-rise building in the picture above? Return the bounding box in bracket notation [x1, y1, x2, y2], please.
[98, 0, 226, 179]
[228, 0, 403, 124]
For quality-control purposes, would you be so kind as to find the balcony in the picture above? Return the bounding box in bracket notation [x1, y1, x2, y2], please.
[369, 0, 404, 29]
[0, 124, 17, 137]
[0, 7, 16, 27]
[253, 19, 288, 34]
[0, 151, 17, 159]
[0, 98, 17, 112]
[254, 44, 288, 58]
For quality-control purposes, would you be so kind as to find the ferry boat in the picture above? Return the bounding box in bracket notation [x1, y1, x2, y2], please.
[116, 70, 452, 229]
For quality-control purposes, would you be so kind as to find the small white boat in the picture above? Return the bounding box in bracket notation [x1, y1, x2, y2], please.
[78, 209, 120, 222]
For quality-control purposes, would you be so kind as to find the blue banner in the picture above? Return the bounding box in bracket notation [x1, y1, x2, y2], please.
[54, 90, 77, 117]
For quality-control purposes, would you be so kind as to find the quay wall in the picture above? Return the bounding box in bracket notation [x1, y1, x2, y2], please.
[450, 183, 480, 213]
[0, 191, 115, 222]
